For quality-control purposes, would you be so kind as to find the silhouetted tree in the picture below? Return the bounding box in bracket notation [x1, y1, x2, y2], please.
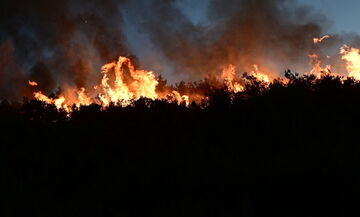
[2, 73, 360, 217]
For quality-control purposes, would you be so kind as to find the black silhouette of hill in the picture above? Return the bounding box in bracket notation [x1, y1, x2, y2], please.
[2, 71, 360, 217]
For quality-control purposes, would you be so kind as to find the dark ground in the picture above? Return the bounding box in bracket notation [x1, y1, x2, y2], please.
[2, 73, 360, 217]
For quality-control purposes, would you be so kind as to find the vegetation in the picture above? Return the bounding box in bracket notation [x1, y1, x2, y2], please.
[2, 72, 360, 217]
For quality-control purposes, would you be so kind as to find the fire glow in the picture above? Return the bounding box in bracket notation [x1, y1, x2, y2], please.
[28, 37, 360, 112]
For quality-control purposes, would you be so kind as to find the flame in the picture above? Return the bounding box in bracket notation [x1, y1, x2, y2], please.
[28, 80, 38, 86]
[220, 64, 270, 92]
[33, 91, 71, 112]
[170, 91, 190, 106]
[29, 42, 360, 112]
[96, 56, 159, 106]
[221, 64, 244, 93]
[30, 56, 193, 111]
[340, 45, 360, 80]
[76, 88, 92, 107]
[250, 64, 270, 83]
[28, 57, 279, 112]
[313, 35, 330, 44]
[308, 54, 331, 78]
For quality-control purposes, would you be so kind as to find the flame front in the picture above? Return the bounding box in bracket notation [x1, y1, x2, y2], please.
[29, 42, 360, 112]
[31, 56, 191, 111]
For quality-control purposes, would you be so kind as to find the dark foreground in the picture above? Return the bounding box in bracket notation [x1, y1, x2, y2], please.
[2, 74, 360, 217]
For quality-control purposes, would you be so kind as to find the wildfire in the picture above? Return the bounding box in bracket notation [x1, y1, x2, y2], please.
[170, 91, 190, 106]
[340, 45, 360, 80]
[96, 56, 159, 107]
[28, 80, 38, 86]
[220, 64, 270, 93]
[221, 64, 244, 93]
[308, 54, 331, 78]
[76, 88, 92, 107]
[33, 91, 70, 112]
[313, 35, 330, 44]
[309, 36, 360, 81]
[28, 42, 360, 112]
[250, 64, 270, 83]
[30, 56, 191, 111]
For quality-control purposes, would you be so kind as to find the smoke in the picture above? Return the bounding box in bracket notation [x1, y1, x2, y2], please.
[0, 0, 128, 99]
[0, 40, 26, 100]
[1, 0, 359, 101]
[122, 0, 334, 81]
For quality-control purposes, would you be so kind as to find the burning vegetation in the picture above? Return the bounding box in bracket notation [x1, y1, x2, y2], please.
[23, 37, 360, 113]
[4, 1, 360, 216]
[4, 55, 360, 216]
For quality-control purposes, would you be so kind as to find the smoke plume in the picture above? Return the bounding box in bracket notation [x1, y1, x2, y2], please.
[122, 0, 333, 81]
[0, 0, 358, 100]
[0, 0, 128, 100]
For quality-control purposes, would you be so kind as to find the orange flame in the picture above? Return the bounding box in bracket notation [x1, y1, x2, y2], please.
[76, 88, 92, 107]
[29, 42, 360, 112]
[340, 45, 360, 80]
[250, 64, 270, 83]
[313, 35, 330, 44]
[308, 54, 331, 78]
[30, 56, 193, 111]
[28, 80, 38, 86]
[96, 56, 159, 106]
[170, 91, 190, 106]
[33, 91, 71, 112]
[221, 64, 244, 93]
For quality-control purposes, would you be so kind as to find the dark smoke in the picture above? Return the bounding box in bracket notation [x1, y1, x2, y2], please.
[0, 0, 128, 100]
[0, 40, 25, 100]
[122, 0, 332, 81]
[0, 0, 359, 101]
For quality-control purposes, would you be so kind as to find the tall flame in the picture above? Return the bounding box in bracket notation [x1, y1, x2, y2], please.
[340, 45, 360, 80]
[221, 64, 244, 93]
[28, 42, 360, 112]
[31, 56, 191, 111]
[97, 56, 159, 106]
